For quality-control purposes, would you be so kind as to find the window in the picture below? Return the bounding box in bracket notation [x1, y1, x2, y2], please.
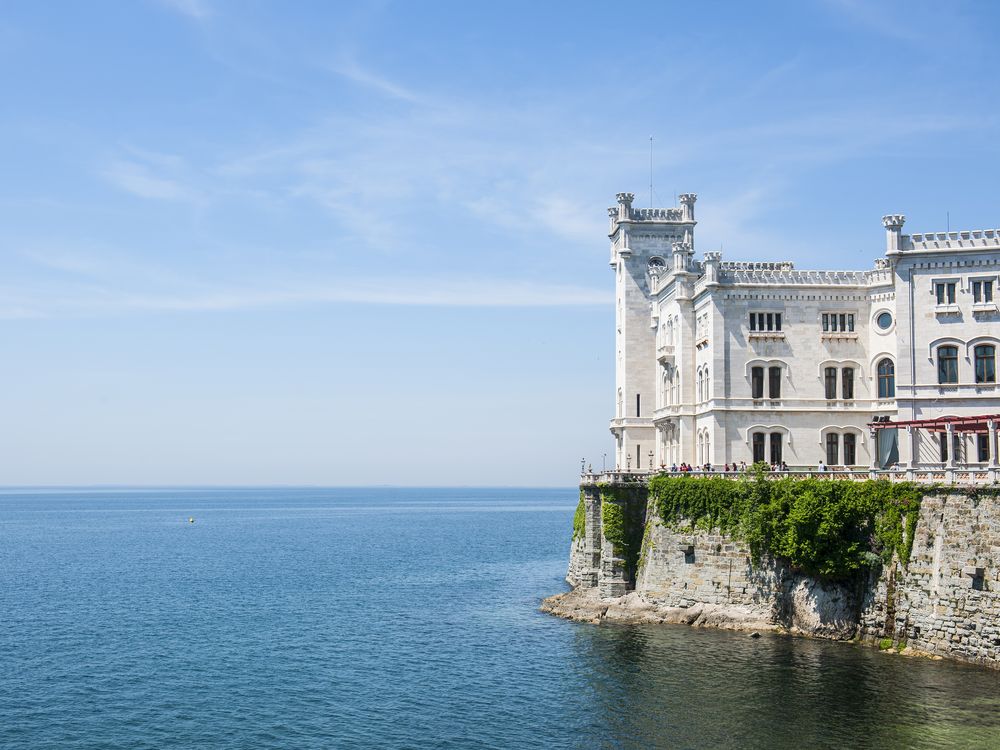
[768, 366, 781, 399]
[826, 433, 839, 465]
[749, 312, 782, 332]
[978, 434, 990, 463]
[877, 359, 895, 398]
[935, 282, 956, 305]
[636, 393, 641, 417]
[822, 313, 855, 332]
[842, 367, 854, 400]
[751, 366, 764, 399]
[843, 433, 856, 465]
[973, 280, 994, 303]
[703, 368, 710, 401]
[752, 433, 766, 464]
[937, 346, 959, 384]
[769, 433, 782, 465]
[876, 312, 893, 330]
[824, 367, 838, 400]
[937, 433, 961, 463]
[975, 344, 996, 383]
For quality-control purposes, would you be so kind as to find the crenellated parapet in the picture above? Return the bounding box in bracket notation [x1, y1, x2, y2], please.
[720, 260, 794, 272]
[719, 267, 870, 286]
[632, 207, 685, 221]
[907, 228, 1000, 251]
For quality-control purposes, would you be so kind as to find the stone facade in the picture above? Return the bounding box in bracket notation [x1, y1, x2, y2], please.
[607, 192, 1000, 472]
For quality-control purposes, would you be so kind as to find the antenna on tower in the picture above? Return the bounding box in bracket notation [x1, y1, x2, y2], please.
[649, 136, 654, 208]
[947, 211, 950, 232]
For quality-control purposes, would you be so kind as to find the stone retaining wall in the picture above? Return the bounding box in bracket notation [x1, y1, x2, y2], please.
[557, 482, 1000, 669]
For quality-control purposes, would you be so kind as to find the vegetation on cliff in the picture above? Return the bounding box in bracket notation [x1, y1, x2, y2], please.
[572, 491, 586, 541]
[598, 484, 647, 581]
[647, 472, 924, 579]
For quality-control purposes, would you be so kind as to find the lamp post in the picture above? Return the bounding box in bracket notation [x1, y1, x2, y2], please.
[581, 458, 586, 476]
[602, 453, 607, 472]
[648, 450, 654, 470]
[626, 453, 632, 471]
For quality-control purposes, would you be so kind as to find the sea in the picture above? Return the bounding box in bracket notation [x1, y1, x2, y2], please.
[2, 487, 999, 749]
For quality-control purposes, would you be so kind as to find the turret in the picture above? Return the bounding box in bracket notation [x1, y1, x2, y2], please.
[702, 251, 722, 284]
[679, 193, 697, 222]
[616, 192, 635, 222]
[882, 214, 906, 255]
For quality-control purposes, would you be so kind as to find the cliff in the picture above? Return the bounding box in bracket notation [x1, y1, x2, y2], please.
[543, 477, 1000, 669]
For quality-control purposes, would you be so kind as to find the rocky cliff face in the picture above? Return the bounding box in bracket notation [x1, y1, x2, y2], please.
[542, 481, 1000, 669]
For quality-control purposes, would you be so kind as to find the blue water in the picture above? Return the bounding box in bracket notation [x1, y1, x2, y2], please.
[2, 487, 1000, 749]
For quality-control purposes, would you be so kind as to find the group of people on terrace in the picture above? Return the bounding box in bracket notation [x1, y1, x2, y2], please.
[661, 460, 790, 474]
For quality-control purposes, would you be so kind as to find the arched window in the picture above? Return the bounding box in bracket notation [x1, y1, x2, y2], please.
[877, 358, 895, 398]
[703, 367, 710, 401]
[617, 389, 623, 418]
[975, 344, 996, 383]
[751, 366, 764, 399]
[769, 432, 782, 465]
[844, 433, 857, 465]
[768, 366, 781, 399]
[938, 345, 959, 384]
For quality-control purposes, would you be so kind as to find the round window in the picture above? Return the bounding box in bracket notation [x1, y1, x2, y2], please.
[876, 312, 893, 330]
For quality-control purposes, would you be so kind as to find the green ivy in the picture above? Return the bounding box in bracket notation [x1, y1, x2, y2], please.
[598, 483, 647, 580]
[572, 491, 586, 541]
[647, 473, 925, 580]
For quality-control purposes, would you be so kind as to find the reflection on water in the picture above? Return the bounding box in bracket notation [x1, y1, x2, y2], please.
[575, 623, 1000, 749]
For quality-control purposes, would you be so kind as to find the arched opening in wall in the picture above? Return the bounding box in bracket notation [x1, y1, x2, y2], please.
[975, 344, 996, 383]
[769, 432, 782, 465]
[877, 358, 895, 398]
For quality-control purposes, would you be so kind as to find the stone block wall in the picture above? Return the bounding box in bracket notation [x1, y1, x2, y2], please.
[860, 491, 1000, 667]
[636, 498, 859, 637]
[567, 481, 1000, 668]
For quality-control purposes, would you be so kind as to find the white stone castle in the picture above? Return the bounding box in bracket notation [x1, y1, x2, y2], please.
[608, 191, 1000, 472]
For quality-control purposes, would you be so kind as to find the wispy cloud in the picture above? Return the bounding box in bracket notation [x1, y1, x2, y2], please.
[156, 0, 212, 21]
[102, 153, 198, 202]
[6, 247, 607, 318]
[327, 56, 422, 103]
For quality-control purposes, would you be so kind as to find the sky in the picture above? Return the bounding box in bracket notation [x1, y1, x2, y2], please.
[1, 0, 999, 486]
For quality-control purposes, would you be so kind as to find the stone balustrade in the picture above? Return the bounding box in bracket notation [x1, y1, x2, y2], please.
[581, 467, 1000, 486]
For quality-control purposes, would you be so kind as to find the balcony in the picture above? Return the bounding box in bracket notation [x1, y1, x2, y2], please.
[656, 344, 675, 364]
[748, 331, 785, 342]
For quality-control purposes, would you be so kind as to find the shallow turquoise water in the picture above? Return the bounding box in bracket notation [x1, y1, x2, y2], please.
[2, 487, 999, 749]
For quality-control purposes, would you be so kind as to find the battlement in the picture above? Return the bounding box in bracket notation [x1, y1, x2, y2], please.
[610, 191, 697, 226]
[906, 229, 1000, 251]
[719, 261, 794, 272]
[632, 207, 685, 222]
[718, 267, 869, 286]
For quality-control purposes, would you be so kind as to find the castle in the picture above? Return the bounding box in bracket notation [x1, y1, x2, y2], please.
[608, 191, 1000, 472]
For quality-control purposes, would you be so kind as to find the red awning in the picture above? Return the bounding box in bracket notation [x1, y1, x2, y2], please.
[867, 414, 1000, 433]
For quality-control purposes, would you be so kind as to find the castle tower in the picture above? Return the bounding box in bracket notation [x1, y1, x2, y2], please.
[608, 191, 697, 470]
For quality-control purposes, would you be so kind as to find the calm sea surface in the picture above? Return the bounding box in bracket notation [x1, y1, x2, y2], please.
[2, 487, 1000, 749]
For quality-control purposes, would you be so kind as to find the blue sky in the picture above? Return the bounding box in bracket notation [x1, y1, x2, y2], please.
[1, 0, 998, 485]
